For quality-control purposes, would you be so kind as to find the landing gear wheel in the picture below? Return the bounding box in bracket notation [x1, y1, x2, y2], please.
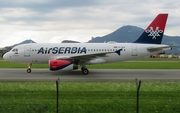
[82, 68, 89, 75]
[27, 63, 32, 73]
[27, 68, 31, 73]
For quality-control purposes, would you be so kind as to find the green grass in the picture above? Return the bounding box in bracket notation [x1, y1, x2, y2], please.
[1, 59, 180, 69]
[0, 61, 48, 68]
[87, 62, 180, 69]
[0, 81, 180, 113]
[1, 57, 180, 69]
[136, 58, 180, 61]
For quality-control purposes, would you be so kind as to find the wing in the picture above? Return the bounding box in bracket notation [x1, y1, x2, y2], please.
[50, 49, 122, 62]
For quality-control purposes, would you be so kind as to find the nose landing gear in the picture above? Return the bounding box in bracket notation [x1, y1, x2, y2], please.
[27, 63, 32, 73]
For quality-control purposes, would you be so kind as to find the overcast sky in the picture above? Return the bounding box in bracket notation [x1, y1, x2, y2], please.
[0, 0, 180, 47]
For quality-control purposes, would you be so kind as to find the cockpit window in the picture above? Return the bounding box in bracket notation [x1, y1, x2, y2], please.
[12, 48, 18, 52]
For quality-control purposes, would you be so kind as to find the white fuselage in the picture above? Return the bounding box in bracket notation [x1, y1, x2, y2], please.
[3, 42, 170, 64]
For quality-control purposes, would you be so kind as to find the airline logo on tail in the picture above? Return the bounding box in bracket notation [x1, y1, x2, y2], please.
[134, 14, 168, 44]
[145, 26, 163, 39]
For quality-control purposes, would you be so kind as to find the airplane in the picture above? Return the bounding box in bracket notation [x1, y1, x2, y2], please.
[3, 14, 171, 75]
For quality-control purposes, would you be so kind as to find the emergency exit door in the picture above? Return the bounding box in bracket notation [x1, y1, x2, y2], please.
[131, 45, 137, 56]
[24, 45, 31, 57]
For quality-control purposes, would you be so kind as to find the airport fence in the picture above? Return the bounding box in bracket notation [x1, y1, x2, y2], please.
[0, 81, 180, 113]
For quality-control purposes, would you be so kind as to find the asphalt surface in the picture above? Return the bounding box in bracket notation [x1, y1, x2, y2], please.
[0, 69, 180, 81]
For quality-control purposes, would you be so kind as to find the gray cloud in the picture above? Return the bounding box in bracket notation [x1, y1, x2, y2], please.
[0, 0, 100, 12]
[0, 0, 180, 47]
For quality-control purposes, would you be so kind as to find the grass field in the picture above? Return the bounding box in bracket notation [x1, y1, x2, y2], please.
[0, 58, 180, 69]
[0, 81, 180, 113]
[136, 57, 180, 61]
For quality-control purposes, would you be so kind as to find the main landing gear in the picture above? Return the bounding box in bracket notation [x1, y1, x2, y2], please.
[27, 63, 32, 73]
[80, 63, 89, 75]
[81, 67, 89, 75]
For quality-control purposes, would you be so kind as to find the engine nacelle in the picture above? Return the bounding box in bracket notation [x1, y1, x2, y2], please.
[49, 60, 78, 71]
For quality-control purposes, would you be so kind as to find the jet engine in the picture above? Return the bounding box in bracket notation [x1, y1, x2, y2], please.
[49, 60, 78, 71]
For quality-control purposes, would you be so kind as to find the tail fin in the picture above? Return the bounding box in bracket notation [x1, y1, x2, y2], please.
[134, 14, 168, 44]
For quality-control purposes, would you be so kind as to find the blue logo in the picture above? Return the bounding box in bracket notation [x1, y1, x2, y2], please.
[145, 27, 163, 39]
[115, 49, 122, 56]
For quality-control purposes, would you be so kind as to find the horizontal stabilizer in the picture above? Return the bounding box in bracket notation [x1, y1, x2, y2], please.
[147, 46, 172, 52]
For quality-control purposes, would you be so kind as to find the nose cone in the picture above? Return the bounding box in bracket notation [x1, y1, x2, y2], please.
[3, 52, 10, 61]
[3, 53, 7, 60]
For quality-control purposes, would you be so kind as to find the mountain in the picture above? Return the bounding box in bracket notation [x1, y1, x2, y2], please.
[88, 25, 180, 53]
[89, 25, 143, 43]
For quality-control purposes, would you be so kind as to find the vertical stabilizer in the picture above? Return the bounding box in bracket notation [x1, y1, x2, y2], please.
[134, 14, 168, 44]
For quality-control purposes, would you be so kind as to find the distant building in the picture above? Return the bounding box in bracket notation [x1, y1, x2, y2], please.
[153, 53, 180, 58]
[151, 54, 160, 58]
